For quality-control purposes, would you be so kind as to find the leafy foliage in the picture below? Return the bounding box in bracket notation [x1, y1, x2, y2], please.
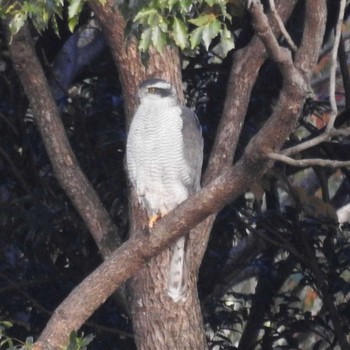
[1, 0, 238, 56]
[66, 331, 95, 350]
[0, 25, 130, 348]
[0, 322, 33, 349]
[1, 1, 350, 349]
[130, 0, 236, 55]
[0, 322, 93, 350]
[0, 0, 104, 35]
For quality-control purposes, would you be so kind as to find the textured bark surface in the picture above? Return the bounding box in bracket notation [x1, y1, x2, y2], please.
[189, 0, 298, 274]
[8, 24, 120, 257]
[131, 264, 207, 349]
[90, 2, 208, 349]
[89, 1, 183, 123]
[8, 0, 328, 348]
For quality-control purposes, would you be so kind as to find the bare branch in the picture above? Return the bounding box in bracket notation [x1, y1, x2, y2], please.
[281, 126, 350, 156]
[194, 0, 298, 267]
[249, 1, 295, 76]
[295, 0, 327, 78]
[268, 152, 350, 168]
[7, 23, 121, 257]
[269, 0, 298, 51]
[327, 0, 346, 119]
[23, 0, 327, 347]
[328, 0, 347, 130]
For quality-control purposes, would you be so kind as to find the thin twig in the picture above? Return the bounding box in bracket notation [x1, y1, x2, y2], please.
[268, 152, 350, 168]
[269, 0, 298, 52]
[281, 126, 350, 156]
[248, 224, 308, 265]
[327, 0, 347, 130]
[248, 0, 295, 73]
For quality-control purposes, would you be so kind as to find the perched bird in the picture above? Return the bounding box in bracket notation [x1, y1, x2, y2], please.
[126, 78, 203, 302]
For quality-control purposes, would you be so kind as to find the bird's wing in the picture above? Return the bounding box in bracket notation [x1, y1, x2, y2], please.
[180, 107, 204, 193]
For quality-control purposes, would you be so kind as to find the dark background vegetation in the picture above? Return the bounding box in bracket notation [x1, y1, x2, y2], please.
[1, 2, 350, 348]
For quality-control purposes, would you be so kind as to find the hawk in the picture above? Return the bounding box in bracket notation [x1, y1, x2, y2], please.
[126, 78, 204, 302]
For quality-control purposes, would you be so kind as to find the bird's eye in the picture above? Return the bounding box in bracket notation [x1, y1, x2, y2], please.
[148, 87, 156, 93]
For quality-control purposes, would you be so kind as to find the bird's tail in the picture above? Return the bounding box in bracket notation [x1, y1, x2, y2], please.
[167, 235, 187, 302]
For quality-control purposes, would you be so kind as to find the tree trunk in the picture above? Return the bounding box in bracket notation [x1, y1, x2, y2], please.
[90, 2, 208, 348]
[131, 256, 207, 349]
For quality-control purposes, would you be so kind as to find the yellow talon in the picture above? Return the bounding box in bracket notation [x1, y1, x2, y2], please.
[149, 214, 160, 228]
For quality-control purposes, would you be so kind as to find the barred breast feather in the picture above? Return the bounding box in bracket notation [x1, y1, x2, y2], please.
[127, 101, 194, 215]
[126, 84, 203, 303]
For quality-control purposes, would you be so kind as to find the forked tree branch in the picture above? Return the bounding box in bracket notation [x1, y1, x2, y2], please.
[192, 0, 298, 267]
[269, 0, 350, 168]
[7, 23, 121, 257]
[268, 0, 297, 51]
[31, 1, 328, 347]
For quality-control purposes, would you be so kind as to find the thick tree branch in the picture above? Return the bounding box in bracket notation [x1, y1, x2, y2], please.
[204, 0, 298, 184]
[88, 5, 208, 350]
[295, 0, 327, 78]
[32, 0, 325, 347]
[7, 23, 120, 257]
[192, 0, 298, 267]
[9, 0, 326, 347]
[33, 10, 328, 341]
[30, 153, 266, 349]
[274, 0, 349, 161]
[250, 1, 295, 75]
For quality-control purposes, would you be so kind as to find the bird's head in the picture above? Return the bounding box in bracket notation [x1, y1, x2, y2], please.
[138, 78, 177, 103]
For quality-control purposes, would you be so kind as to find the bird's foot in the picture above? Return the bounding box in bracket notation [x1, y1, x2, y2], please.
[149, 214, 161, 228]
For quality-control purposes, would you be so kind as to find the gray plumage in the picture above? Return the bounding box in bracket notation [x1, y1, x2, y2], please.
[126, 78, 203, 302]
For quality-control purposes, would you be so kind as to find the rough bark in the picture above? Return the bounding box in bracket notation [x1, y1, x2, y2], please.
[9, 0, 329, 348]
[7, 23, 120, 257]
[89, 1, 183, 123]
[89, 2, 294, 346]
[89, 2, 208, 349]
[189, 0, 299, 274]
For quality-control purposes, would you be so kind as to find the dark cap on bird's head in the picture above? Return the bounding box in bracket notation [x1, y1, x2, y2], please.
[138, 78, 177, 100]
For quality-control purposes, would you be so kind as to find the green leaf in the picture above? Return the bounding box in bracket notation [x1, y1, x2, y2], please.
[67, 0, 84, 31]
[0, 321, 13, 328]
[152, 25, 166, 52]
[51, 15, 60, 35]
[172, 17, 188, 49]
[205, 0, 216, 6]
[220, 24, 235, 56]
[158, 17, 168, 32]
[202, 19, 221, 50]
[188, 13, 215, 27]
[167, 0, 178, 11]
[133, 8, 158, 23]
[68, 0, 84, 19]
[68, 16, 78, 32]
[67, 331, 78, 350]
[189, 26, 204, 49]
[139, 27, 152, 52]
[9, 11, 27, 34]
[147, 12, 158, 26]
[42, 8, 49, 23]
[178, 0, 192, 13]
